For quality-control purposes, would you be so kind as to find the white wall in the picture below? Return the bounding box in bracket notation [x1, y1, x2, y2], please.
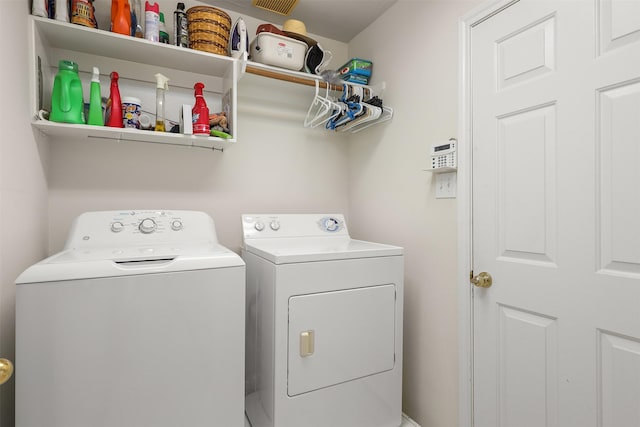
[347, 1, 481, 426]
[0, 2, 50, 426]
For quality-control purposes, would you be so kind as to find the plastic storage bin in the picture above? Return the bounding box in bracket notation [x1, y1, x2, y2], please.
[250, 32, 307, 71]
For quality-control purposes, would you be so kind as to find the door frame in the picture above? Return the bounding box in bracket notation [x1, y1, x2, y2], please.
[457, 1, 520, 426]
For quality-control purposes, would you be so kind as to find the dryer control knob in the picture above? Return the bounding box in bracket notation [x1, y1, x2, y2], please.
[139, 218, 157, 234]
[324, 217, 340, 232]
[270, 220, 280, 231]
[254, 221, 265, 231]
[171, 220, 183, 231]
[110, 221, 124, 233]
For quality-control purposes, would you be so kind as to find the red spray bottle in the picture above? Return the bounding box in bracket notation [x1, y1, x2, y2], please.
[192, 82, 210, 135]
[105, 71, 124, 128]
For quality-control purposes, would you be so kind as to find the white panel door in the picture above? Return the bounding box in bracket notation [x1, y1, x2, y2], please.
[471, 1, 640, 426]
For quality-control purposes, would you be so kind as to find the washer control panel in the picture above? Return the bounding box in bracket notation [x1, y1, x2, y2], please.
[242, 214, 348, 239]
[106, 211, 179, 236]
[65, 210, 217, 249]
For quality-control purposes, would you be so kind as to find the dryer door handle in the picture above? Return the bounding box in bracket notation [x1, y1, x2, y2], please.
[300, 330, 315, 357]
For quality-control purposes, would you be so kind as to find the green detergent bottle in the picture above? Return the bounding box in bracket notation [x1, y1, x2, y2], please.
[50, 60, 85, 124]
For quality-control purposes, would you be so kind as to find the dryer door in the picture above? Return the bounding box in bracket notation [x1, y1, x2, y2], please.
[287, 284, 396, 396]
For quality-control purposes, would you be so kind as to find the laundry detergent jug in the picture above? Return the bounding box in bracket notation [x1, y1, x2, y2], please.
[49, 60, 85, 124]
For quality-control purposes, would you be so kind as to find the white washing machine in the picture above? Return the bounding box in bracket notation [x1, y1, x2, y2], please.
[242, 214, 404, 427]
[16, 210, 246, 427]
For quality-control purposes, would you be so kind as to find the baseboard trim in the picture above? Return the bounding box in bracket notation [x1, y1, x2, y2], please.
[402, 413, 421, 427]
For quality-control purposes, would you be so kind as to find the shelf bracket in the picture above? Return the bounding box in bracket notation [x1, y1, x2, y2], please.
[239, 51, 248, 77]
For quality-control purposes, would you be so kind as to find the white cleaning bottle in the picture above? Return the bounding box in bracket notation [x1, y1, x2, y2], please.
[55, 0, 69, 22]
[145, 1, 160, 42]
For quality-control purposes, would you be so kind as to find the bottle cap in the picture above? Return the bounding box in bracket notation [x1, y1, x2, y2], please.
[59, 60, 78, 72]
[145, 1, 159, 13]
[160, 12, 165, 22]
[177, 2, 185, 10]
[155, 73, 170, 90]
[91, 66, 100, 83]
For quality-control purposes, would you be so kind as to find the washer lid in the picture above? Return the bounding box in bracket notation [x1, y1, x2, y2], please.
[244, 236, 403, 264]
[16, 243, 245, 284]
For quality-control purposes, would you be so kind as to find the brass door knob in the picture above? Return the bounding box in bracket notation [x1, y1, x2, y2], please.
[0, 358, 13, 385]
[470, 271, 492, 288]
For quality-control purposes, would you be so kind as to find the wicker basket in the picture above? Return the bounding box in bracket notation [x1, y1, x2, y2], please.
[187, 6, 232, 56]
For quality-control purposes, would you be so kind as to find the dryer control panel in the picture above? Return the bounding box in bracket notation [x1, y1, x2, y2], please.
[64, 210, 219, 249]
[242, 214, 349, 239]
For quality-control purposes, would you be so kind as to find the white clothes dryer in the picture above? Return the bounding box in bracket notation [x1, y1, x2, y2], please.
[242, 214, 404, 427]
[16, 210, 245, 427]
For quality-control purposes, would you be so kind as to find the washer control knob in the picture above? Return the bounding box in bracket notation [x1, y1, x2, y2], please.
[139, 218, 157, 234]
[254, 221, 265, 231]
[270, 220, 280, 231]
[111, 222, 124, 233]
[171, 220, 183, 231]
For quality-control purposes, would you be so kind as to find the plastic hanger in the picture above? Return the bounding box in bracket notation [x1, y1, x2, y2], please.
[349, 105, 394, 133]
[327, 100, 363, 130]
[304, 80, 341, 128]
[333, 84, 366, 129]
[338, 101, 382, 132]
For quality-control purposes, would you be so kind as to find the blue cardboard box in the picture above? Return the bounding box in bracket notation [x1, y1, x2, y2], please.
[339, 58, 372, 84]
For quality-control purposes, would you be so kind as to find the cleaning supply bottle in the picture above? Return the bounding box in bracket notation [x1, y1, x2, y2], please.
[105, 71, 124, 128]
[87, 67, 103, 126]
[159, 12, 169, 43]
[192, 82, 210, 135]
[71, 0, 97, 28]
[49, 60, 85, 124]
[154, 73, 169, 132]
[55, 0, 69, 22]
[144, 1, 160, 42]
[173, 2, 188, 48]
[32, 0, 48, 18]
[111, 0, 131, 36]
[132, 0, 144, 37]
